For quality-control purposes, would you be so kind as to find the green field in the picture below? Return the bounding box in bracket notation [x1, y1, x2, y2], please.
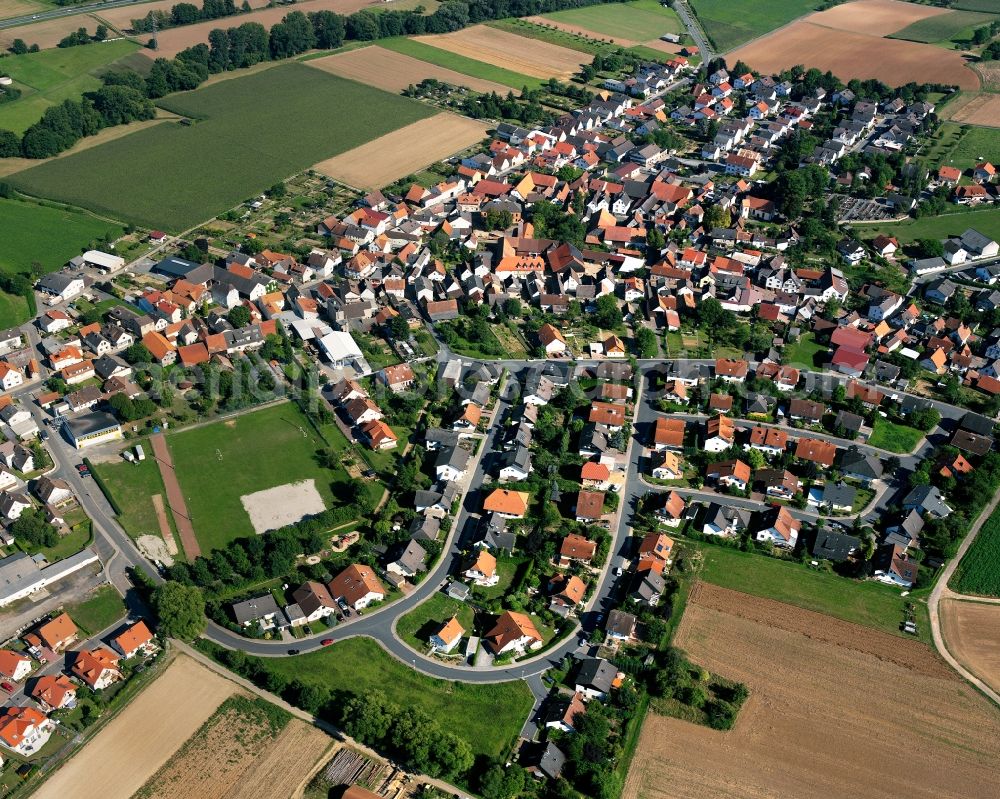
[487, 18, 609, 54]
[91, 444, 175, 540]
[952, 503, 1000, 596]
[395, 591, 476, 651]
[857, 207, 1000, 245]
[951, 0, 1000, 11]
[782, 332, 827, 369]
[889, 9, 996, 45]
[249, 637, 533, 760]
[698, 544, 930, 642]
[164, 402, 381, 553]
[378, 36, 545, 91]
[541, 0, 683, 41]
[931, 123, 1000, 172]
[9, 63, 434, 231]
[0, 40, 140, 133]
[688, 0, 819, 52]
[868, 419, 924, 454]
[65, 585, 126, 635]
[0, 292, 29, 329]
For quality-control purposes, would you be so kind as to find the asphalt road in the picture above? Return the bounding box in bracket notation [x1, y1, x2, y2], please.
[0, 0, 155, 30]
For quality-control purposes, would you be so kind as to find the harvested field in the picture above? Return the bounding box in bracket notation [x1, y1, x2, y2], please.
[34, 654, 235, 799]
[413, 25, 589, 80]
[314, 111, 488, 189]
[525, 14, 639, 45]
[241, 479, 326, 535]
[95, 0, 270, 32]
[952, 92, 1000, 126]
[977, 61, 1000, 92]
[729, 21, 980, 89]
[147, 0, 379, 57]
[0, 14, 104, 50]
[624, 583, 1000, 799]
[0, 0, 46, 19]
[941, 598, 1000, 696]
[307, 44, 511, 94]
[808, 0, 948, 36]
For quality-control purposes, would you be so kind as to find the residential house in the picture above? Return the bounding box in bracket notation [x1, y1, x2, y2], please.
[429, 616, 465, 653]
[484, 610, 542, 655]
[754, 505, 800, 548]
[328, 564, 385, 610]
[71, 648, 121, 690]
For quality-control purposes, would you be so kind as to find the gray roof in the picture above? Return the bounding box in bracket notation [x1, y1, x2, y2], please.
[392, 539, 427, 573]
[822, 483, 856, 507]
[839, 446, 882, 479]
[230, 593, 281, 625]
[575, 657, 617, 692]
[409, 515, 441, 542]
[501, 445, 532, 475]
[902, 485, 950, 518]
[36, 273, 79, 293]
[436, 445, 471, 474]
[811, 531, 860, 562]
[532, 742, 566, 780]
[62, 411, 121, 439]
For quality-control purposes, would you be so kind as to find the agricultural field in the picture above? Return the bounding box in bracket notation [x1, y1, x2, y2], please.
[160, 401, 382, 552]
[0, 13, 110, 51]
[934, 123, 1000, 169]
[889, 9, 997, 46]
[8, 63, 434, 230]
[623, 584, 1000, 799]
[0, 0, 48, 19]
[868, 418, 924, 453]
[312, 112, 488, 190]
[134, 695, 332, 799]
[952, 92, 1000, 127]
[307, 44, 511, 94]
[33, 654, 236, 799]
[378, 36, 544, 90]
[857, 207, 1000, 245]
[808, 0, 951, 37]
[94, 0, 271, 33]
[697, 543, 930, 641]
[539, 0, 683, 43]
[687, 0, 819, 52]
[940, 598, 1000, 696]
[0, 39, 140, 133]
[952, 502, 1000, 596]
[0, 196, 123, 276]
[253, 636, 533, 761]
[412, 24, 590, 81]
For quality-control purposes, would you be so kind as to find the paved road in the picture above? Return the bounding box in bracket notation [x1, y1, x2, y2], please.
[672, 0, 714, 59]
[0, 0, 156, 30]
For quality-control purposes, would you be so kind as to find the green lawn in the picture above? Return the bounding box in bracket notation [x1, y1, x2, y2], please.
[950, 0, 998, 10]
[698, 544, 931, 642]
[952, 502, 1000, 596]
[36, 510, 91, 562]
[541, 0, 683, 41]
[378, 36, 545, 91]
[395, 591, 476, 651]
[164, 402, 381, 553]
[252, 637, 533, 760]
[91, 445, 173, 540]
[0, 40, 140, 133]
[0, 292, 30, 329]
[930, 123, 1000, 172]
[688, 0, 819, 51]
[888, 10, 996, 45]
[868, 419, 924, 454]
[64, 585, 126, 635]
[782, 332, 827, 369]
[856, 207, 1000, 246]
[10, 63, 434, 231]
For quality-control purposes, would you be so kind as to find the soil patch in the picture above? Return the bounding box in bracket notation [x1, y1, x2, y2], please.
[729, 20, 980, 89]
[150, 432, 200, 558]
[313, 111, 488, 189]
[150, 494, 178, 556]
[413, 24, 588, 80]
[33, 654, 235, 799]
[807, 0, 949, 36]
[136, 533, 174, 567]
[240, 479, 326, 535]
[624, 586, 1000, 799]
[307, 44, 511, 94]
[941, 598, 1000, 696]
[951, 92, 1000, 127]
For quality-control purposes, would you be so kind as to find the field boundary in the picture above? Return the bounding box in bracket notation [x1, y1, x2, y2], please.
[149, 433, 200, 559]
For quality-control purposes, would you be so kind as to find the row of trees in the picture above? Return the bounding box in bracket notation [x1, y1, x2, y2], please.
[57, 25, 109, 48]
[131, 0, 242, 34]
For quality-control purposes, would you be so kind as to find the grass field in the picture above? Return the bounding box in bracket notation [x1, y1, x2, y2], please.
[9, 63, 434, 231]
[164, 402, 381, 552]
[697, 543, 930, 641]
[488, 18, 609, 54]
[889, 9, 996, 45]
[0, 40, 139, 133]
[868, 418, 924, 453]
[251, 637, 533, 760]
[378, 36, 545, 90]
[65, 584, 126, 635]
[688, 0, 819, 52]
[395, 591, 476, 651]
[932, 122, 1000, 170]
[952, 503, 1000, 596]
[540, 0, 683, 41]
[857, 207, 1000, 245]
[951, 0, 999, 10]
[782, 332, 827, 368]
[92, 448, 172, 539]
[0, 292, 30, 329]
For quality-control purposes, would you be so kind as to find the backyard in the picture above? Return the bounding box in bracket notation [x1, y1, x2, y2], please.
[782, 332, 827, 368]
[868, 418, 924, 453]
[395, 591, 476, 651]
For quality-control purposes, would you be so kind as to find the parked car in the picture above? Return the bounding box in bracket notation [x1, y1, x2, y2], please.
[320, 639, 334, 646]
[0, 682, 13, 693]
[287, 648, 300, 655]
[76, 464, 91, 477]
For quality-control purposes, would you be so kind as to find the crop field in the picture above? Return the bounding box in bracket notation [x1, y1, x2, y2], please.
[412, 24, 589, 80]
[0, 0, 47, 19]
[809, 0, 950, 36]
[134, 695, 332, 799]
[0, 196, 123, 276]
[378, 36, 545, 90]
[941, 598, 1000, 696]
[952, 92, 1000, 127]
[688, 0, 819, 52]
[9, 63, 434, 230]
[728, 21, 980, 89]
[94, 0, 271, 32]
[0, 39, 140, 133]
[254, 636, 533, 760]
[0, 14, 110, 50]
[313, 112, 488, 189]
[952, 0, 1000, 10]
[33, 654, 236, 799]
[889, 9, 997, 45]
[624, 584, 1000, 799]
[307, 44, 510, 94]
[161, 402, 381, 552]
[936, 123, 1000, 167]
[952, 502, 1000, 596]
[539, 0, 683, 43]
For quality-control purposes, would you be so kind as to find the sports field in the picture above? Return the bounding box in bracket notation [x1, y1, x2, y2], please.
[162, 402, 381, 552]
[379, 35, 546, 90]
[889, 9, 997, 45]
[8, 63, 434, 230]
[688, 0, 819, 51]
[0, 39, 139, 133]
[540, 0, 683, 42]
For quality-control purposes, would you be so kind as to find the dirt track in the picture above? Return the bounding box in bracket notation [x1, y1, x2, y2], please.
[624, 584, 1000, 799]
[150, 432, 200, 558]
[941, 598, 1000, 696]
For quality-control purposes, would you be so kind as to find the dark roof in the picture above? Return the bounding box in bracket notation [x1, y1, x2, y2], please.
[960, 412, 995, 437]
[62, 411, 120, 439]
[811, 531, 860, 562]
[151, 255, 200, 280]
[575, 657, 617, 692]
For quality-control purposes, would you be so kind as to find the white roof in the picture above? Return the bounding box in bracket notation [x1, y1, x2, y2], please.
[82, 250, 125, 269]
[318, 331, 362, 362]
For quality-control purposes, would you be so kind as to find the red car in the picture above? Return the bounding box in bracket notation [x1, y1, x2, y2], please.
[1, 682, 14, 693]
[320, 639, 334, 646]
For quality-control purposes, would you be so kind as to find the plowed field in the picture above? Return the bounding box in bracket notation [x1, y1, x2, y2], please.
[808, 0, 949, 36]
[941, 598, 1000, 696]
